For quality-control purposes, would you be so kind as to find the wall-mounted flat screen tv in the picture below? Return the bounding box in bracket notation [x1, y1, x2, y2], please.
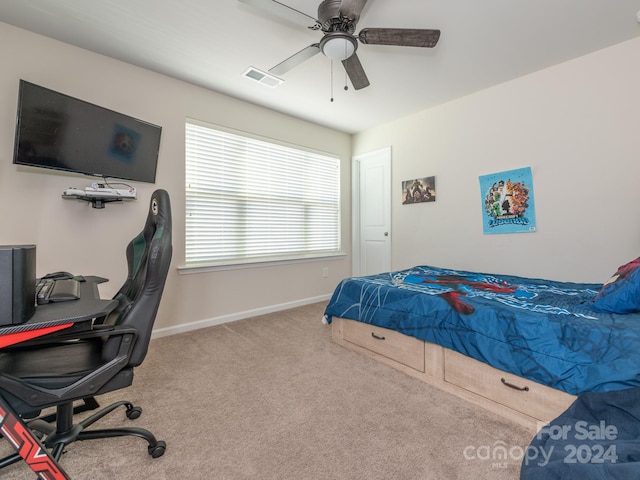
[13, 80, 162, 184]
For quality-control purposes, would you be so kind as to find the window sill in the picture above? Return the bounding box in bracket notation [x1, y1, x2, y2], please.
[177, 252, 347, 275]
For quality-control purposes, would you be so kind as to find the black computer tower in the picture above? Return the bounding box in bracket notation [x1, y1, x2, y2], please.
[0, 245, 36, 325]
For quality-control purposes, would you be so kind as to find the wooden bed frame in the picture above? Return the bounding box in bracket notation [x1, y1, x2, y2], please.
[331, 316, 576, 433]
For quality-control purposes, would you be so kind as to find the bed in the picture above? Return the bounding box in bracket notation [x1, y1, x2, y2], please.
[520, 386, 640, 479]
[323, 262, 640, 429]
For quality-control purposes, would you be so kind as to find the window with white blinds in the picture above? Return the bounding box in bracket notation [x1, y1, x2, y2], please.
[185, 121, 341, 266]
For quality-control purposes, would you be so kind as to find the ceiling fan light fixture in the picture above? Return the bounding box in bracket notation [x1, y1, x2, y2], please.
[320, 33, 357, 61]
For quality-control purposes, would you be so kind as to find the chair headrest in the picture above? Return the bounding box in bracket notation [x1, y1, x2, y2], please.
[129, 189, 172, 281]
[146, 189, 171, 231]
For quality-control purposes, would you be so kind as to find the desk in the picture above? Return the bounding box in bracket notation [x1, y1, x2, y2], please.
[0, 276, 117, 480]
[0, 276, 117, 348]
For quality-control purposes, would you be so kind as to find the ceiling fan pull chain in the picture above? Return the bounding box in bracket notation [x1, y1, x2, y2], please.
[330, 59, 334, 102]
[342, 40, 349, 91]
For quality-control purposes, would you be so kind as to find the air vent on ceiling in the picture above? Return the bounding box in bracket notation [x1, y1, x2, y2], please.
[242, 67, 284, 88]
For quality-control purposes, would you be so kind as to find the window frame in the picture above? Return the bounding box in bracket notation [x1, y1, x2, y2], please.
[183, 119, 343, 271]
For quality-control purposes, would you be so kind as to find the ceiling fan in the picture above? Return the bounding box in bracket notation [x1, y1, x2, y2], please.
[239, 0, 441, 90]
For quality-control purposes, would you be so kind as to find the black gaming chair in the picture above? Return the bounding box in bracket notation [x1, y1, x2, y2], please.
[0, 189, 172, 469]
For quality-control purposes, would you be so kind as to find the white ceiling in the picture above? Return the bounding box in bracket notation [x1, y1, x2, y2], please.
[1, 0, 639, 134]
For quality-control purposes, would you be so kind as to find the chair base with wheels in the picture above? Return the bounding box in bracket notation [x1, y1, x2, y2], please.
[0, 397, 166, 470]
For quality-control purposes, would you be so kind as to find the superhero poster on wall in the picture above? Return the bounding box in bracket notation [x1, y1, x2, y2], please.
[479, 167, 537, 234]
[402, 176, 435, 204]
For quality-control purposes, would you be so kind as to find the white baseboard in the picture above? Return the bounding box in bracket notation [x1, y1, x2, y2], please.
[151, 294, 331, 340]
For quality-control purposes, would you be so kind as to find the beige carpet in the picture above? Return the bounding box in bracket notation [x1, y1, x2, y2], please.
[1, 302, 534, 479]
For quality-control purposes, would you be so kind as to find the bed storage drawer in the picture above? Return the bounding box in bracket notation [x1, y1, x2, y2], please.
[342, 319, 425, 372]
[444, 349, 575, 421]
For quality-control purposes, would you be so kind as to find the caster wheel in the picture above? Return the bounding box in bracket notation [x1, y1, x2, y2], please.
[149, 440, 166, 458]
[126, 406, 142, 419]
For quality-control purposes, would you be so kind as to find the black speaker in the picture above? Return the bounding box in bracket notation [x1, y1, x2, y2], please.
[0, 245, 36, 326]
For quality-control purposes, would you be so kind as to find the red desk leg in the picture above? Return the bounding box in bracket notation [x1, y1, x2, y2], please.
[0, 400, 70, 480]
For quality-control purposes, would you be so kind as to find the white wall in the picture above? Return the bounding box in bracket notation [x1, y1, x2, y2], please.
[4, 21, 638, 334]
[353, 37, 640, 283]
[0, 23, 352, 333]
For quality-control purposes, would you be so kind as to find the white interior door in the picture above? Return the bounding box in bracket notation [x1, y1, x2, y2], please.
[352, 147, 391, 276]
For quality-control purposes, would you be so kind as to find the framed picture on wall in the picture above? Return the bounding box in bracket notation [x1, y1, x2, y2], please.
[479, 167, 537, 234]
[402, 176, 435, 204]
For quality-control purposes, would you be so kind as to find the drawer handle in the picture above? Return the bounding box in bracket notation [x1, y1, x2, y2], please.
[501, 377, 529, 391]
[371, 332, 386, 341]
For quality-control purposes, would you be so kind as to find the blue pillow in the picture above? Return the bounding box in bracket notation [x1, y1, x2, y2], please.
[594, 257, 640, 314]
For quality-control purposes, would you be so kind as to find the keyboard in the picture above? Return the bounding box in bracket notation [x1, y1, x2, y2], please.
[36, 278, 80, 305]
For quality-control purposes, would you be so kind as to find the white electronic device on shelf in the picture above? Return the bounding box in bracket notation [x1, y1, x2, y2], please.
[83, 185, 137, 199]
[62, 184, 137, 208]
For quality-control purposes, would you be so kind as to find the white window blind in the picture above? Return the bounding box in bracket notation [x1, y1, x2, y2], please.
[185, 121, 341, 266]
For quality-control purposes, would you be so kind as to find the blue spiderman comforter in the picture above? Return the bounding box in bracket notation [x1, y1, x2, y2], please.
[323, 266, 640, 395]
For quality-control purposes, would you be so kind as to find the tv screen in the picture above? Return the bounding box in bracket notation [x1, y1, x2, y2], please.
[13, 80, 161, 184]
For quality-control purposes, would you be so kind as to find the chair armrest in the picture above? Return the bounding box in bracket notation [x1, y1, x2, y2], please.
[0, 325, 141, 409]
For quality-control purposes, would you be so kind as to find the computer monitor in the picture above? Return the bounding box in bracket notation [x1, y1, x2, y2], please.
[0, 245, 36, 325]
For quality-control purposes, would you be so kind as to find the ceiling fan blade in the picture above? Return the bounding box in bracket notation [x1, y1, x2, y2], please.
[338, 0, 369, 23]
[238, 0, 320, 30]
[358, 28, 441, 48]
[269, 44, 321, 76]
[342, 53, 370, 90]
